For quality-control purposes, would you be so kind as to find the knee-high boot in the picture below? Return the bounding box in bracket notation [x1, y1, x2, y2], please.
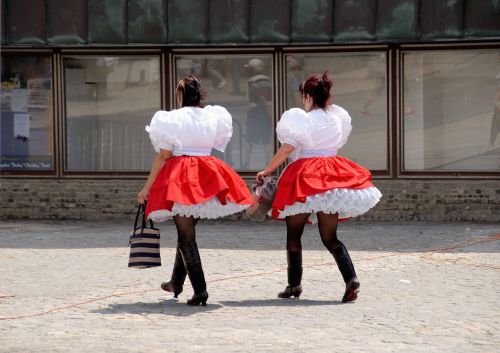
[331, 243, 360, 303]
[161, 242, 187, 298]
[278, 251, 303, 298]
[180, 242, 209, 306]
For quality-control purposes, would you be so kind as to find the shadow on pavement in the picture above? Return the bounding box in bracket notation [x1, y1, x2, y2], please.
[0, 220, 498, 253]
[90, 300, 223, 316]
[219, 299, 343, 307]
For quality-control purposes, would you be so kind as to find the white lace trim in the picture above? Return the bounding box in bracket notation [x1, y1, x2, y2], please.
[277, 187, 382, 224]
[148, 197, 251, 222]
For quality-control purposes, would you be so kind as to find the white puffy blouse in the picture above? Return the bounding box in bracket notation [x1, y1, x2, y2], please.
[275, 104, 382, 223]
[276, 104, 352, 160]
[145, 106, 233, 156]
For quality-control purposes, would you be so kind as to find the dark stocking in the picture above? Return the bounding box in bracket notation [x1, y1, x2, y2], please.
[317, 212, 357, 284]
[317, 212, 342, 252]
[174, 215, 198, 247]
[173, 216, 207, 300]
[285, 213, 309, 252]
[283, 213, 309, 287]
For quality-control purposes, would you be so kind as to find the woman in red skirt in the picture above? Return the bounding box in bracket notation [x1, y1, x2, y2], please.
[137, 75, 253, 306]
[257, 73, 381, 303]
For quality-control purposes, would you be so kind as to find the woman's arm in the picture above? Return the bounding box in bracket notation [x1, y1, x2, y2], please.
[256, 143, 295, 182]
[137, 149, 173, 204]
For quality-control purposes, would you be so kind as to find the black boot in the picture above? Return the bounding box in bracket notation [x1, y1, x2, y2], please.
[161, 243, 187, 298]
[278, 251, 303, 298]
[331, 243, 360, 303]
[180, 242, 209, 306]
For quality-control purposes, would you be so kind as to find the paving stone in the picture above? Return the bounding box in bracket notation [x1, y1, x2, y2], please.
[0, 220, 499, 352]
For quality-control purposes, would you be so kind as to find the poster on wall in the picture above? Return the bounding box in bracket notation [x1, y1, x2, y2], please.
[0, 88, 28, 112]
[0, 111, 51, 171]
[27, 78, 51, 108]
[12, 89, 28, 112]
[13, 113, 30, 140]
[0, 89, 11, 110]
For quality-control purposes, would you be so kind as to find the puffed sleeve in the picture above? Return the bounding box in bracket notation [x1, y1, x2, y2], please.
[328, 104, 352, 146]
[145, 110, 182, 153]
[206, 105, 233, 152]
[276, 108, 309, 147]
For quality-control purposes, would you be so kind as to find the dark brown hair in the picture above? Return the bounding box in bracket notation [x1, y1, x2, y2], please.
[176, 75, 205, 107]
[299, 72, 332, 108]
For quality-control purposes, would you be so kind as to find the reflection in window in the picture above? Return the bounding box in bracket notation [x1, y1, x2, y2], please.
[64, 56, 160, 171]
[403, 50, 500, 171]
[285, 52, 388, 170]
[174, 55, 274, 171]
[0, 55, 53, 171]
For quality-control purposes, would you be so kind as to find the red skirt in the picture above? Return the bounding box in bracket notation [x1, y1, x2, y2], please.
[146, 156, 253, 220]
[271, 156, 380, 222]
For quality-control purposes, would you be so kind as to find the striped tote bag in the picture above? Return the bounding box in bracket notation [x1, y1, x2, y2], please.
[128, 203, 161, 268]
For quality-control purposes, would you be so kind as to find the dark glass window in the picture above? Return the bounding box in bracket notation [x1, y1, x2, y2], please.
[88, 0, 126, 43]
[291, 0, 332, 42]
[1, 55, 53, 171]
[6, 0, 45, 44]
[334, 0, 376, 41]
[376, 0, 418, 39]
[465, 0, 500, 37]
[168, 0, 208, 43]
[128, 0, 167, 43]
[420, 0, 464, 39]
[250, 0, 290, 42]
[2, 0, 7, 45]
[47, 0, 86, 44]
[209, 0, 249, 43]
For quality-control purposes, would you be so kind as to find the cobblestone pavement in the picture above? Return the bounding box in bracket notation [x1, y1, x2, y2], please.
[0, 220, 499, 353]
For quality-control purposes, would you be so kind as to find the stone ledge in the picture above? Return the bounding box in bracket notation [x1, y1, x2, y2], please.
[1, 179, 499, 222]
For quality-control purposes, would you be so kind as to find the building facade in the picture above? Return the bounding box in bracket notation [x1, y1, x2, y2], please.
[1, 0, 499, 221]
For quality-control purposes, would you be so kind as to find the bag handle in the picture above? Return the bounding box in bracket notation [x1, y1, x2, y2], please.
[133, 202, 154, 233]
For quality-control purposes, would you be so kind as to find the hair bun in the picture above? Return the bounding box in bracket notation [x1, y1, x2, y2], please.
[177, 75, 204, 107]
[299, 72, 333, 108]
[321, 72, 332, 91]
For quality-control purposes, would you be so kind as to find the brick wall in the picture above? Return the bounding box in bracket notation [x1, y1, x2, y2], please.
[0, 178, 498, 222]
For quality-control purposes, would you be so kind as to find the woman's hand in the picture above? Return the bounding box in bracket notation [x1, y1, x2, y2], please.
[137, 149, 172, 205]
[256, 170, 271, 184]
[137, 188, 149, 204]
[255, 144, 295, 184]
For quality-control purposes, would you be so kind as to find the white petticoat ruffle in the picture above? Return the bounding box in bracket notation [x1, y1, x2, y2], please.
[277, 187, 382, 224]
[148, 196, 250, 222]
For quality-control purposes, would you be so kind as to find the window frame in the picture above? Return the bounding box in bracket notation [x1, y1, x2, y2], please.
[171, 47, 277, 178]
[59, 48, 165, 177]
[398, 42, 500, 179]
[282, 45, 393, 178]
[1, 43, 498, 180]
[0, 49, 57, 177]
